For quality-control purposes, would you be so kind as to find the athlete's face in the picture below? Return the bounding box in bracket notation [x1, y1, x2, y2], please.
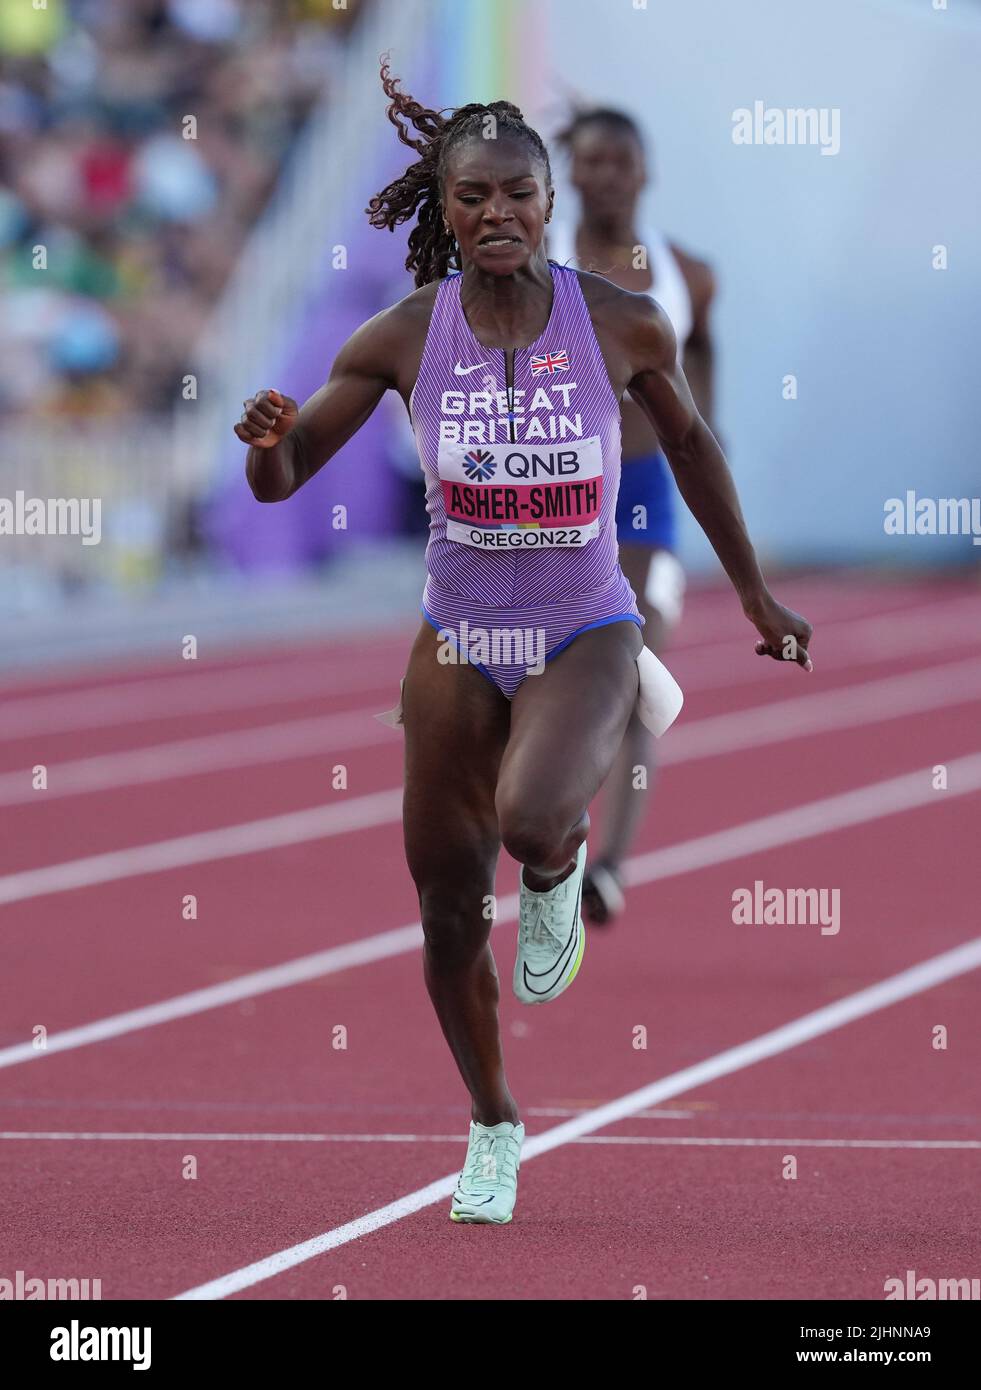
[569, 123, 646, 222]
[442, 134, 553, 274]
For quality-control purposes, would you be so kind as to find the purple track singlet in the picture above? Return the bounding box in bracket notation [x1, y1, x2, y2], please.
[408, 262, 642, 697]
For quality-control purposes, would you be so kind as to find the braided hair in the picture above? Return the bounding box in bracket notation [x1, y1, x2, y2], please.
[366, 59, 553, 287]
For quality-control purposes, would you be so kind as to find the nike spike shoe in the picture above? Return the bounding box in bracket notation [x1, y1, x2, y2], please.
[513, 840, 587, 1004]
[450, 1120, 525, 1224]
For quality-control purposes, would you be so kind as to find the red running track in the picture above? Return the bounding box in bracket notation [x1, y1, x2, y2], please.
[0, 574, 979, 1300]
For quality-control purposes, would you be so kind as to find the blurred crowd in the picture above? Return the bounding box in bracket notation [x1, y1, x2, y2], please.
[0, 0, 360, 420]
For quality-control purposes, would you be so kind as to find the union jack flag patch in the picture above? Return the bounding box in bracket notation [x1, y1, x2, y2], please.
[530, 350, 570, 375]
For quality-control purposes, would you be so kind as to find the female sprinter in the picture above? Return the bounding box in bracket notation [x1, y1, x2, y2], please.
[550, 107, 717, 925]
[234, 68, 813, 1225]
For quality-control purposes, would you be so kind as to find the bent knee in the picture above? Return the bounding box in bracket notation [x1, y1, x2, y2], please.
[497, 806, 578, 872]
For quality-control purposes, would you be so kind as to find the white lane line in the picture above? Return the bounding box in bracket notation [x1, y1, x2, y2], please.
[679, 596, 981, 694]
[0, 788, 403, 907]
[531, 1106, 694, 1119]
[659, 655, 981, 764]
[0, 709, 395, 806]
[572, 1136, 981, 1149]
[2, 1131, 977, 1150]
[0, 922, 422, 1070]
[3, 592, 977, 742]
[0, 633, 406, 695]
[0, 1131, 446, 1142]
[2, 752, 980, 1071]
[622, 750, 981, 888]
[4, 651, 981, 899]
[0, 592, 774, 704]
[0, 660, 398, 741]
[172, 936, 981, 1299]
[5, 652, 980, 807]
[0, 581, 939, 701]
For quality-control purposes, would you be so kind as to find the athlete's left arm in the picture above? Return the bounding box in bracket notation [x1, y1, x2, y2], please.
[622, 296, 812, 668]
[679, 257, 717, 438]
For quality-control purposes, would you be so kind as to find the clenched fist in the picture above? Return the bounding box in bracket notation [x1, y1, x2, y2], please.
[234, 389, 299, 449]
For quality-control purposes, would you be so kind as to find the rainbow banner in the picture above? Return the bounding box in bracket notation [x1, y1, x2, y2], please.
[434, 0, 549, 120]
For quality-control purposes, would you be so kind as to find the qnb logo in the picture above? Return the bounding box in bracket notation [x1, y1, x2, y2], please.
[503, 449, 581, 479]
[462, 449, 496, 482]
[50, 1320, 151, 1370]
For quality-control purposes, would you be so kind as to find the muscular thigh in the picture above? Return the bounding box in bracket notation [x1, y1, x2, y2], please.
[497, 620, 642, 820]
[401, 621, 511, 887]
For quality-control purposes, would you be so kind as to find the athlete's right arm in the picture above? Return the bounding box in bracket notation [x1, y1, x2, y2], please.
[235, 307, 403, 502]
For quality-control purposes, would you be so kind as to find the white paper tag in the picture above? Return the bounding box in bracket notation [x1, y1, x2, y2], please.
[373, 677, 405, 728]
[635, 647, 684, 737]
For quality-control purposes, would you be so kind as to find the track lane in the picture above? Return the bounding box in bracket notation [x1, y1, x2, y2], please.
[1, 580, 978, 1299]
[1, 700, 978, 1050]
[1, 784, 979, 1296]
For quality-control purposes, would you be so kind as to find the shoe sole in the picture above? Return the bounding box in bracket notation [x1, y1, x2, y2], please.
[450, 1210, 513, 1225]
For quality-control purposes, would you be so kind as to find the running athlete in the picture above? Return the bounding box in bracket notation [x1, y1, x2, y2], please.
[234, 67, 813, 1226]
[550, 108, 717, 925]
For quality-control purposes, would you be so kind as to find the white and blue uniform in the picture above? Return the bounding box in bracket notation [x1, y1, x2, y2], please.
[547, 223, 693, 555]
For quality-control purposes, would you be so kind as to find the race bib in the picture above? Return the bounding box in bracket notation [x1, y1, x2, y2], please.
[438, 436, 604, 550]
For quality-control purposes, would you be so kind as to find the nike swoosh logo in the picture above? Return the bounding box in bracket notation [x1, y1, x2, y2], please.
[455, 1193, 495, 1206]
[522, 885, 582, 995]
[454, 360, 491, 376]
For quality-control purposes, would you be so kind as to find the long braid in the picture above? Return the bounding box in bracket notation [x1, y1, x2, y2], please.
[366, 59, 552, 288]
